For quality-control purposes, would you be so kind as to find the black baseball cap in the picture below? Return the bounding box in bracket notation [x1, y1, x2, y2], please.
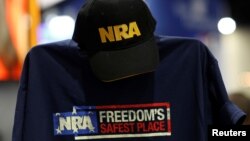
[72, 0, 159, 82]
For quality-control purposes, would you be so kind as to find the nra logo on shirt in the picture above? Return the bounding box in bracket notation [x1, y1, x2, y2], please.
[53, 103, 171, 140]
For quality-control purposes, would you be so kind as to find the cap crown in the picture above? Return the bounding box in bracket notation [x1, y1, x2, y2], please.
[73, 0, 156, 53]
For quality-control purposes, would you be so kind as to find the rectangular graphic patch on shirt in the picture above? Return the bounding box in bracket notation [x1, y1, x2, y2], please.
[53, 103, 171, 140]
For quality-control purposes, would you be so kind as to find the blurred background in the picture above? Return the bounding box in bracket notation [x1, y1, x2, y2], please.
[1, 0, 250, 140]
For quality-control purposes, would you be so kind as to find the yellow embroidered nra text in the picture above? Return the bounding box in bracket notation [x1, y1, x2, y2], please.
[98, 21, 141, 43]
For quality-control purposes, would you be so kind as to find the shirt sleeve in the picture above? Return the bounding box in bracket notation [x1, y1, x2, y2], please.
[207, 55, 246, 125]
[12, 53, 30, 141]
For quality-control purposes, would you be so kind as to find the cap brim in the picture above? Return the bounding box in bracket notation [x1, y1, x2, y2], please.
[89, 37, 159, 82]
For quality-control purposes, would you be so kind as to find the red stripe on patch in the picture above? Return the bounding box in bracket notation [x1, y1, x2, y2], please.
[96, 103, 170, 109]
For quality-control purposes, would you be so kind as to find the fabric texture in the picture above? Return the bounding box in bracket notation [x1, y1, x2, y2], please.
[12, 36, 245, 141]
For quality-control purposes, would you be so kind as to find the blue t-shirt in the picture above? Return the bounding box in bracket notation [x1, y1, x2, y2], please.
[12, 36, 245, 141]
